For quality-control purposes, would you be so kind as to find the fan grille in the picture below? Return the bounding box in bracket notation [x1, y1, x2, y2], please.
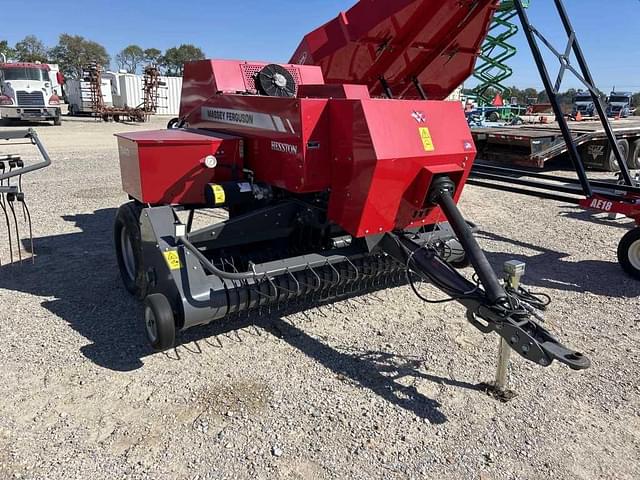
[241, 64, 300, 94]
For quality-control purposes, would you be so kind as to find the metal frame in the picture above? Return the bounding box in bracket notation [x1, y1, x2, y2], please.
[0, 129, 51, 185]
[469, 0, 640, 222]
[0, 129, 51, 264]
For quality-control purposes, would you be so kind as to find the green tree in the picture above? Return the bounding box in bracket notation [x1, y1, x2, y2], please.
[14, 35, 48, 63]
[0, 40, 16, 61]
[116, 44, 145, 73]
[143, 48, 163, 66]
[162, 44, 205, 76]
[50, 34, 110, 78]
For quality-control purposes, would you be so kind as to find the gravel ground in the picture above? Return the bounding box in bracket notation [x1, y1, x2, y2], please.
[0, 117, 638, 480]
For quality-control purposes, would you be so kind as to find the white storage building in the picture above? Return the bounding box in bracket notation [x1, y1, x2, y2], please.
[109, 72, 183, 116]
[65, 78, 114, 115]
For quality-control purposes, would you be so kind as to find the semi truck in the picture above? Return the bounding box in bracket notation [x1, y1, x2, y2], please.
[607, 91, 634, 118]
[572, 91, 595, 117]
[0, 60, 62, 126]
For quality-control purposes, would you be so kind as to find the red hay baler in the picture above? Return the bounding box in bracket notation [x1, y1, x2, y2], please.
[113, 0, 589, 372]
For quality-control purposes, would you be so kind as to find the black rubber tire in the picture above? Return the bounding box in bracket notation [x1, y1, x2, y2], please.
[167, 117, 180, 129]
[607, 139, 629, 172]
[113, 115, 121, 123]
[144, 294, 176, 351]
[53, 115, 62, 126]
[629, 139, 640, 170]
[114, 202, 148, 299]
[488, 111, 500, 123]
[617, 228, 640, 280]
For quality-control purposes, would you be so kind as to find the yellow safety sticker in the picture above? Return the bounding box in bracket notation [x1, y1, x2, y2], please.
[163, 250, 182, 271]
[419, 127, 435, 152]
[211, 184, 226, 205]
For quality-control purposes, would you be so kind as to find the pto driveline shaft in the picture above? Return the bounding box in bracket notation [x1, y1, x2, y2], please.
[433, 182, 507, 304]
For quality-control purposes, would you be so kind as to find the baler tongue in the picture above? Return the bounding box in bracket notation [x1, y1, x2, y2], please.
[380, 177, 590, 371]
[0, 129, 51, 265]
[393, 241, 590, 371]
[291, 0, 498, 99]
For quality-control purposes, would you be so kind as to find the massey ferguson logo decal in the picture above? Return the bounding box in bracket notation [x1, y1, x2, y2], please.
[590, 199, 613, 211]
[206, 109, 254, 125]
[412, 111, 426, 123]
[202, 107, 294, 133]
[271, 141, 298, 155]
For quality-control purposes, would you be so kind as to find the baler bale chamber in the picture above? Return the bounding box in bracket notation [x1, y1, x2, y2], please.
[113, 0, 589, 372]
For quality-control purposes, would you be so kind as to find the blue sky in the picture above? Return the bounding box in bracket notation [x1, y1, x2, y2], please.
[2, 0, 639, 91]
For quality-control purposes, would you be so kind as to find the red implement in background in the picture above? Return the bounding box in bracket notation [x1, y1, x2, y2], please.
[291, 0, 498, 99]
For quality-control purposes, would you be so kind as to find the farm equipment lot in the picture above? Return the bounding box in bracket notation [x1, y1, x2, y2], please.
[0, 118, 639, 479]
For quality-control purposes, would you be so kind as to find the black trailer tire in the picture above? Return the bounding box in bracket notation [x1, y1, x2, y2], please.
[53, 115, 62, 126]
[488, 111, 500, 123]
[629, 139, 640, 170]
[114, 202, 148, 299]
[607, 139, 629, 172]
[618, 228, 640, 280]
[144, 294, 176, 351]
[167, 117, 180, 129]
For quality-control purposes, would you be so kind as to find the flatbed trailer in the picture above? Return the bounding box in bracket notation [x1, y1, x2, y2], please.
[472, 118, 640, 171]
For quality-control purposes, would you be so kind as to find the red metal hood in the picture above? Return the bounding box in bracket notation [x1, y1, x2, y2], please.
[291, 0, 498, 100]
[0, 62, 50, 70]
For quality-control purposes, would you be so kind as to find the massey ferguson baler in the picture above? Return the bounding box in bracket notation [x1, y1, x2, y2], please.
[113, 0, 589, 372]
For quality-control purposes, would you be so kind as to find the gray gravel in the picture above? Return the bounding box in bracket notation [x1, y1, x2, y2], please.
[0, 117, 638, 480]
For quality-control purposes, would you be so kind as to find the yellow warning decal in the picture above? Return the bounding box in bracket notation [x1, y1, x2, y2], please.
[163, 250, 182, 271]
[211, 184, 226, 205]
[419, 127, 435, 152]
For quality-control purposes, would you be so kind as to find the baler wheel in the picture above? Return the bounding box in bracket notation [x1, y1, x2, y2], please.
[114, 202, 148, 299]
[144, 294, 176, 351]
[618, 228, 640, 280]
[440, 238, 470, 269]
[449, 254, 471, 270]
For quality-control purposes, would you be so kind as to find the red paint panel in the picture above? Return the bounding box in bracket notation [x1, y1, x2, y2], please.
[180, 60, 325, 118]
[291, 0, 497, 99]
[186, 95, 332, 193]
[297, 84, 371, 100]
[327, 99, 475, 237]
[0, 63, 50, 70]
[116, 129, 243, 205]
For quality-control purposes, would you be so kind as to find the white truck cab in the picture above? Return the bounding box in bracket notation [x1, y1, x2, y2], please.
[0, 61, 62, 126]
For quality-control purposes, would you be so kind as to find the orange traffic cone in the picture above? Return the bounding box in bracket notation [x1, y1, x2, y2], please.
[575, 111, 583, 122]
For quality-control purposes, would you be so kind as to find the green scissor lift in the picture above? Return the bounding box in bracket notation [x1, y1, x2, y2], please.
[471, 0, 530, 122]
